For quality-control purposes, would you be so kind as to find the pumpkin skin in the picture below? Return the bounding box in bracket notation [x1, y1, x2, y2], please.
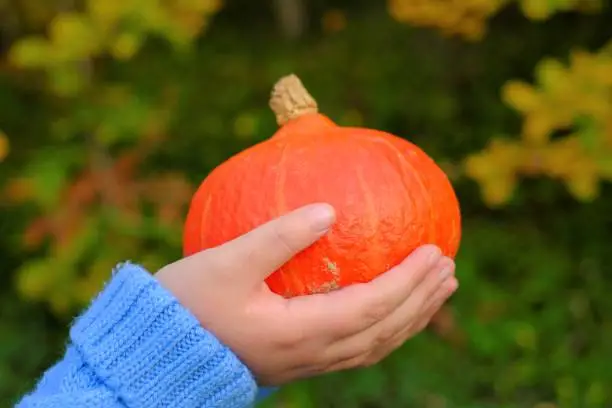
[183, 77, 461, 298]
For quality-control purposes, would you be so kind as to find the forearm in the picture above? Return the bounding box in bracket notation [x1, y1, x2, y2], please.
[16, 262, 259, 408]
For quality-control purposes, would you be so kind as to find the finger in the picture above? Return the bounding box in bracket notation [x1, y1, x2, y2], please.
[385, 259, 455, 336]
[376, 257, 455, 335]
[208, 203, 336, 287]
[361, 277, 457, 365]
[422, 276, 458, 319]
[307, 263, 454, 375]
[388, 276, 458, 349]
[287, 245, 443, 339]
[319, 258, 453, 365]
[322, 346, 386, 373]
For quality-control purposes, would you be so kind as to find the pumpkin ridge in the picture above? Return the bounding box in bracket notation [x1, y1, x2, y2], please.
[370, 135, 436, 243]
[198, 194, 212, 253]
[274, 142, 290, 215]
[355, 166, 383, 281]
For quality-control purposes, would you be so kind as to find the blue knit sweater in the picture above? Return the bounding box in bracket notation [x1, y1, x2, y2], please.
[16, 262, 275, 408]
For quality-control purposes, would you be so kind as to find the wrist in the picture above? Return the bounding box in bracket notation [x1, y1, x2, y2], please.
[70, 262, 258, 407]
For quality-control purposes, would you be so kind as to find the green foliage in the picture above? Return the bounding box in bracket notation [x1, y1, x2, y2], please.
[1, 0, 612, 407]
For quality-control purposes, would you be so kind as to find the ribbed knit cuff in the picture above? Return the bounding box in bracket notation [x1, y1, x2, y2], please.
[70, 262, 258, 408]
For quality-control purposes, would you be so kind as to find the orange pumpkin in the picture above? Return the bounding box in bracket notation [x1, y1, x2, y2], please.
[183, 75, 461, 297]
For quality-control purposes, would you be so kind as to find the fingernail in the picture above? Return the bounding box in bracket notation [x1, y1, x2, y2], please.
[307, 203, 336, 233]
[423, 245, 442, 266]
[438, 264, 453, 281]
[448, 277, 459, 293]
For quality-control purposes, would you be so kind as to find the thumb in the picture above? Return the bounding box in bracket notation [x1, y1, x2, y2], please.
[211, 203, 336, 287]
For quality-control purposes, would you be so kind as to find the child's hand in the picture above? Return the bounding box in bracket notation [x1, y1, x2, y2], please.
[156, 203, 457, 385]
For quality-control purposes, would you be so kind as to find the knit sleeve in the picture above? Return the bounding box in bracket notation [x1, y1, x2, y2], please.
[16, 262, 259, 408]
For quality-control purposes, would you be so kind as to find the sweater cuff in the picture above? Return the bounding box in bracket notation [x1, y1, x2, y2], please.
[70, 262, 258, 408]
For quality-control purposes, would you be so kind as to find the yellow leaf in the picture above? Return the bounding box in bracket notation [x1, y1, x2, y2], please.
[110, 32, 143, 60]
[481, 176, 516, 206]
[387, 0, 493, 41]
[174, 0, 222, 14]
[540, 137, 582, 177]
[87, 0, 127, 27]
[134, 1, 167, 30]
[519, 145, 547, 175]
[489, 138, 524, 165]
[8, 37, 51, 68]
[569, 49, 596, 79]
[575, 93, 609, 120]
[520, 0, 553, 20]
[464, 153, 493, 181]
[502, 80, 541, 112]
[469, 0, 505, 15]
[0, 130, 9, 161]
[49, 12, 100, 60]
[464, 138, 522, 181]
[460, 17, 486, 41]
[522, 112, 555, 145]
[536, 58, 569, 91]
[565, 167, 599, 201]
[387, 0, 408, 22]
[594, 58, 612, 86]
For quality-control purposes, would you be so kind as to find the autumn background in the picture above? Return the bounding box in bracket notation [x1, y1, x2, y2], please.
[1, 0, 611, 406]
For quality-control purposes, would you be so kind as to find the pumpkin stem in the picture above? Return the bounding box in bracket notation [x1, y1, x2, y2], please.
[269, 74, 318, 126]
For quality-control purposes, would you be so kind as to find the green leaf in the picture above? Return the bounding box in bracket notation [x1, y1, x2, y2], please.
[24, 147, 79, 209]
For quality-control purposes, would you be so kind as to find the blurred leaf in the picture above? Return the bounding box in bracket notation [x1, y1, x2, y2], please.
[0, 130, 9, 161]
[48, 12, 101, 61]
[8, 37, 50, 68]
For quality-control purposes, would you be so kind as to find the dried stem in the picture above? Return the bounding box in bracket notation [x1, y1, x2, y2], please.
[269, 74, 318, 126]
